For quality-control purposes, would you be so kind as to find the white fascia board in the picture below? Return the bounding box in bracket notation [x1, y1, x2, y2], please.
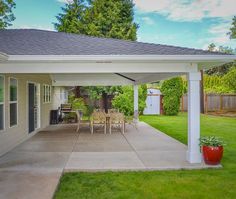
[8, 54, 236, 63]
[0, 52, 9, 61]
[0, 62, 193, 73]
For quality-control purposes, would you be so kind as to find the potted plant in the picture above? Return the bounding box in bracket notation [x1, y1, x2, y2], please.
[199, 136, 225, 165]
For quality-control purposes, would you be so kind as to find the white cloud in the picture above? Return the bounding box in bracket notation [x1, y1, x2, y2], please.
[134, 0, 236, 21]
[208, 21, 232, 45]
[199, 21, 236, 49]
[141, 17, 155, 25]
[208, 22, 231, 35]
[57, 0, 73, 4]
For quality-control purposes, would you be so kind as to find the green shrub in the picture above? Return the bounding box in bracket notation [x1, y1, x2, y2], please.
[160, 77, 183, 116]
[223, 67, 236, 92]
[68, 93, 75, 104]
[112, 85, 147, 116]
[71, 97, 88, 115]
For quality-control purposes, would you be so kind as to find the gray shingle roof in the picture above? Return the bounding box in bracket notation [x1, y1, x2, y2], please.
[0, 29, 225, 55]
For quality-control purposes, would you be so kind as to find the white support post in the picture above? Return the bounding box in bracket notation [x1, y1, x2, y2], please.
[133, 84, 139, 121]
[187, 72, 202, 163]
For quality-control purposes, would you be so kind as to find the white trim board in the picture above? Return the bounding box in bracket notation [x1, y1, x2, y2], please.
[0, 62, 197, 73]
[7, 55, 236, 62]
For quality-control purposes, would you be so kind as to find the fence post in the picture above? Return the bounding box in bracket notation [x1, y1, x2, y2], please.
[181, 96, 184, 112]
[204, 94, 208, 113]
[220, 95, 223, 111]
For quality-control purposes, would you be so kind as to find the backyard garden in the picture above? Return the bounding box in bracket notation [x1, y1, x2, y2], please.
[54, 113, 236, 199]
[53, 68, 236, 199]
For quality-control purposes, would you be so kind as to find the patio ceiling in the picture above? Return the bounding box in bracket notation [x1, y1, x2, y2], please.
[51, 73, 183, 86]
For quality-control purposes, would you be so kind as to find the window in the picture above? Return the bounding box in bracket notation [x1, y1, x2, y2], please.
[0, 75, 4, 130]
[9, 78, 18, 127]
[43, 85, 51, 103]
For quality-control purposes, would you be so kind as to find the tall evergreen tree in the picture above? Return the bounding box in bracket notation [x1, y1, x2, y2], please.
[229, 16, 236, 39]
[55, 0, 138, 41]
[54, 0, 86, 34]
[0, 0, 15, 29]
[83, 0, 138, 40]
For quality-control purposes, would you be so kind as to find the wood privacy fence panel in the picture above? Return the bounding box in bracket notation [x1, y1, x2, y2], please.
[222, 95, 236, 111]
[181, 94, 236, 112]
[206, 95, 221, 111]
[181, 95, 188, 111]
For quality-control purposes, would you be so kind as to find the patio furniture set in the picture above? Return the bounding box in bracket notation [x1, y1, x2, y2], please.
[76, 108, 125, 134]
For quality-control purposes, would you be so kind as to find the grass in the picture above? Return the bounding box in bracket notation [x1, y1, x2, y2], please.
[54, 113, 236, 199]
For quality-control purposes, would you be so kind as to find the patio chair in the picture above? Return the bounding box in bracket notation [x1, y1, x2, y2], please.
[90, 112, 107, 134]
[76, 110, 81, 132]
[108, 109, 119, 114]
[94, 108, 105, 113]
[76, 110, 90, 132]
[125, 110, 139, 131]
[109, 112, 125, 134]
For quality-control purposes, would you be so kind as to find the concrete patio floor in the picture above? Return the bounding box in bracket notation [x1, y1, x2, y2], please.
[0, 122, 219, 199]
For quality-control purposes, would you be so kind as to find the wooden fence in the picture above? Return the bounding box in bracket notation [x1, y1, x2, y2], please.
[181, 94, 236, 112]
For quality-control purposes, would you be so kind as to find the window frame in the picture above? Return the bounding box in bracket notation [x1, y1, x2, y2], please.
[0, 75, 5, 132]
[9, 77, 18, 128]
[43, 84, 51, 103]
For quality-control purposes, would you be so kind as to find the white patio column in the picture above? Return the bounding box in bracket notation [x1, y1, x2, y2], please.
[133, 84, 139, 121]
[187, 72, 202, 163]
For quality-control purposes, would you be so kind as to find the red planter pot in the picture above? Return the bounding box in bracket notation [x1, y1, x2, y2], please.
[202, 146, 223, 165]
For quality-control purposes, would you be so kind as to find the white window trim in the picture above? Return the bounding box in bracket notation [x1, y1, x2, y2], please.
[43, 84, 52, 104]
[0, 75, 5, 132]
[9, 77, 18, 128]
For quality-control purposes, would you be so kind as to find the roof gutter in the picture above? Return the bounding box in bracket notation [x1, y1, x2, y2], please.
[7, 55, 236, 63]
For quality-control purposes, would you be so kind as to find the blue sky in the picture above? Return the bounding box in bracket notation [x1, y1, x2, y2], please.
[11, 0, 236, 50]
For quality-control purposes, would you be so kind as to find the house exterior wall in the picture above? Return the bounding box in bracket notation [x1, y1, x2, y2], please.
[0, 74, 52, 156]
[52, 86, 68, 110]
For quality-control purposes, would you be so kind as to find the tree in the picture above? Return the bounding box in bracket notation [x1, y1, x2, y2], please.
[205, 44, 236, 76]
[112, 85, 147, 116]
[55, 0, 138, 40]
[223, 68, 236, 93]
[0, 0, 15, 29]
[229, 16, 236, 39]
[208, 43, 216, 52]
[160, 77, 183, 116]
[82, 0, 138, 40]
[54, 0, 86, 34]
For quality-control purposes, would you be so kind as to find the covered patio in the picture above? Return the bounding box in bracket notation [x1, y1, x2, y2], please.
[0, 121, 221, 198]
[0, 122, 218, 173]
[1, 29, 235, 165]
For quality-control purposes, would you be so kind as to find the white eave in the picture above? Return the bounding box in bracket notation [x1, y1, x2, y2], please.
[7, 54, 236, 63]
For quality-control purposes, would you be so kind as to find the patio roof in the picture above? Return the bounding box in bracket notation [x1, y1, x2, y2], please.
[0, 29, 235, 78]
[0, 29, 227, 56]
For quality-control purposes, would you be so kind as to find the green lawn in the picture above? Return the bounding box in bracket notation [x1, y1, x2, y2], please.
[54, 113, 236, 199]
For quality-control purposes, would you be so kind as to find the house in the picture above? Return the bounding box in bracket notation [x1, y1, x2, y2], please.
[0, 29, 235, 163]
